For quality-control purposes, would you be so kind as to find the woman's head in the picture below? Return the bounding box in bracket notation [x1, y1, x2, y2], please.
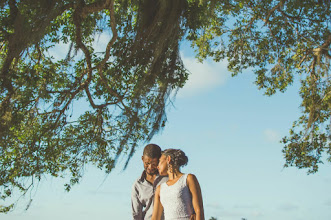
[157, 149, 188, 175]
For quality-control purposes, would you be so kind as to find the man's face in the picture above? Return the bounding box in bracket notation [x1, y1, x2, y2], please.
[142, 155, 159, 175]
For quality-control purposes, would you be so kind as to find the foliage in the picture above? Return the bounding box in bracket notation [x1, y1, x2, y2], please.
[189, 0, 330, 174]
[0, 0, 193, 211]
[0, 0, 330, 212]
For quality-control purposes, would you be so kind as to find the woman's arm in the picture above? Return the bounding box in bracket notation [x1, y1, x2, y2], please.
[151, 185, 163, 220]
[187, 174, 205, 220]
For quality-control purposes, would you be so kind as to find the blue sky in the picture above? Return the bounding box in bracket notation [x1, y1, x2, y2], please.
[2, 36, 331, 220]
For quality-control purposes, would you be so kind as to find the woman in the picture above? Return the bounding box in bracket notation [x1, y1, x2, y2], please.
[151, 149, 204, 220]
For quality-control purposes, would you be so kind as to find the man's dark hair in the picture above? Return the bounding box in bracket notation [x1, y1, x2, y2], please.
[143, 144, 161, 159]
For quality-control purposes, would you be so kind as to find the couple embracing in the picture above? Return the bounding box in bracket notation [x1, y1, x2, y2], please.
[131, 144, 204, 220]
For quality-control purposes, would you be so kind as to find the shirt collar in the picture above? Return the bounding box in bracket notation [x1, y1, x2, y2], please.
[139, 170, 167, 186]
[139, 170, 147, 182]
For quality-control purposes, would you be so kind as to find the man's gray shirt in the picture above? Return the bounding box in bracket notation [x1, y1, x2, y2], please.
[131, 171, 168, 220]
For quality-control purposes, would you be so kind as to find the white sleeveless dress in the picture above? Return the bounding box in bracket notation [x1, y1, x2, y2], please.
[160, 174, 194, 220]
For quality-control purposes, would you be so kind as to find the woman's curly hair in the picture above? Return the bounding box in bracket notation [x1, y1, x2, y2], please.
[162, 149, 188, 168]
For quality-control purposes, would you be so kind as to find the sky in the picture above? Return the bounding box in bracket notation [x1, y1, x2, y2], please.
[2, 37, 331, 220]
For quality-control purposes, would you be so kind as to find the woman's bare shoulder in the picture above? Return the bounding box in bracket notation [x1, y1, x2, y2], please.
[187, 173, 197, 179]
[187, 173, 199, 184]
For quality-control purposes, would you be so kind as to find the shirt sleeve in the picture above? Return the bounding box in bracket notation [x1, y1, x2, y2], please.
[131, 183, 143, 220]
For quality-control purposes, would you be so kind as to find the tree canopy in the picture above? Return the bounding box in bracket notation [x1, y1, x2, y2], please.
[0, 0, 330, 212]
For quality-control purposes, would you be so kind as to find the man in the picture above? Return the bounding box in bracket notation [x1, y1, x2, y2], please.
[131, 144, 168, 220]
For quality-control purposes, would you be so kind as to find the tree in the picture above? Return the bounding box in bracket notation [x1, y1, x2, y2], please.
[189, 0, 330, 174]
[0, 0, 191, 211]
[0, 0, 330, 212]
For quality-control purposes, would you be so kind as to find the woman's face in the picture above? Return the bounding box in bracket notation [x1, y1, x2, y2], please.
[157, 154, 168, 176]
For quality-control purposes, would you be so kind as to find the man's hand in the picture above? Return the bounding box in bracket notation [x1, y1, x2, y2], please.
[190, 213, 196, 220]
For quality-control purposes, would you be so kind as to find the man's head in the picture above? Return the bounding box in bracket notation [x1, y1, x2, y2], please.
[142, 144, 161, 176]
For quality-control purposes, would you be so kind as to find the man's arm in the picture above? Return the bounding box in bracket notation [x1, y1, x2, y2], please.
[131, 183, 143, 220]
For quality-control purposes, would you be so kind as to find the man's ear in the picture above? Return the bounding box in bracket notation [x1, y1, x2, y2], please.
[142, 156, 144, 161]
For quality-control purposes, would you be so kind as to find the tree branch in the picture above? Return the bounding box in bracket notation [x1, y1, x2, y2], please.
[96, 0, 118, 70]
[81, 0, 112, 17]
[263, 0, 284, 25]
[84, 86, 119, 109]
[320, 35, 331, 58]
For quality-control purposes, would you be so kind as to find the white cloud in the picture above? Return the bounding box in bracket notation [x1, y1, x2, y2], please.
[324, 199, 331, 207]
[220, 210, 244, 218]
[278, 203, 299, 211]
[47, 32, 112, 61]
[49, 38, 229, 98]
[48, 41, 70, 61]
[251, 210, 264, 217]
[263, 129, 281, 143]
[177, 55, 229, 98]
[233, 204, 259, 209]
[207, 202, 223, 210]
[93, 32, 113, 53]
